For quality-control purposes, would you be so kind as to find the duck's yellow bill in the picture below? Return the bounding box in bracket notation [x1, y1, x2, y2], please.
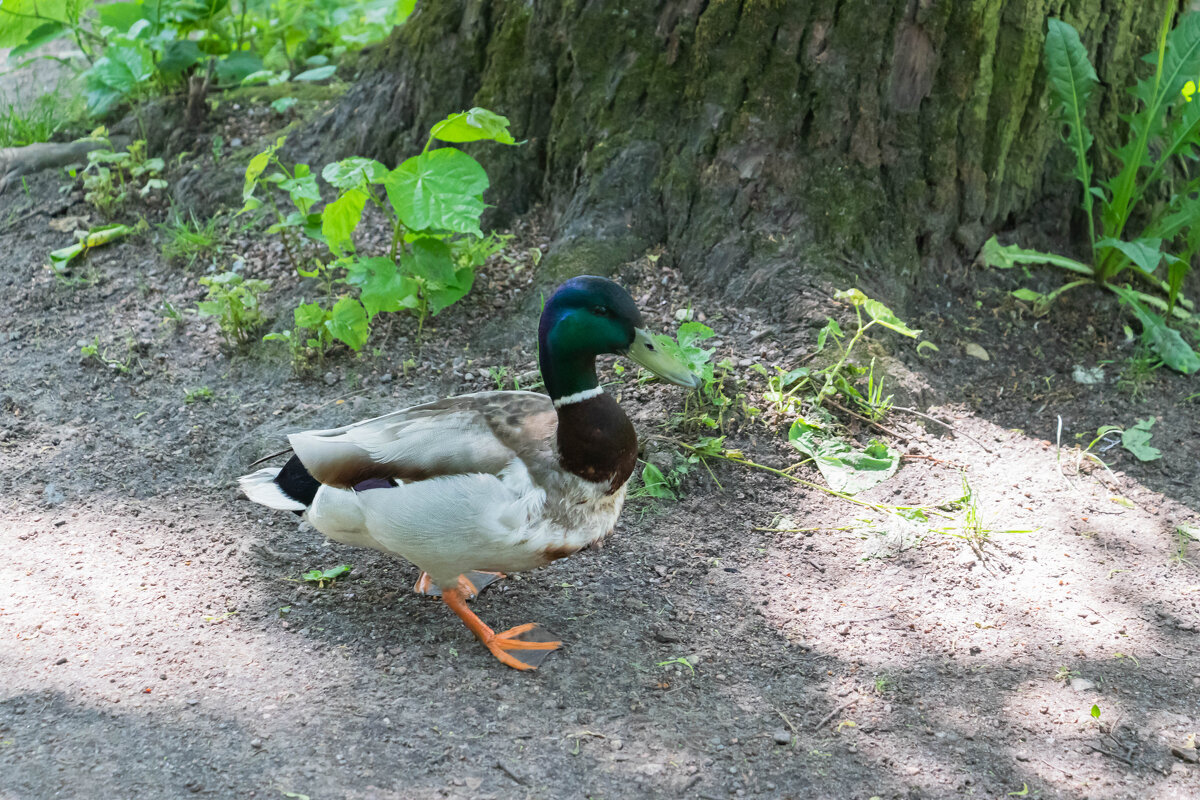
[626, 328, 701, 388]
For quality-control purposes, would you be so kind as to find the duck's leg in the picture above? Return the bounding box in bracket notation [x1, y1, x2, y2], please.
[414, 570, 506, 599]
[441, 588, 560, 670]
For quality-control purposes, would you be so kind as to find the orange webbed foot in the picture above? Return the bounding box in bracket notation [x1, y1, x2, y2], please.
[441, 588, 560, 670]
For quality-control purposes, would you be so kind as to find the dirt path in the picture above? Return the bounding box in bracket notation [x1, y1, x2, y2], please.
[1, 126, 1198, 799]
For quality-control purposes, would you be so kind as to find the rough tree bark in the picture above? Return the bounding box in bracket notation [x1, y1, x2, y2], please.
[307, 0, 1177, 308]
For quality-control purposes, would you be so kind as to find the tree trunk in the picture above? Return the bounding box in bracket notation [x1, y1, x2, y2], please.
[307, 0, 1176, 309]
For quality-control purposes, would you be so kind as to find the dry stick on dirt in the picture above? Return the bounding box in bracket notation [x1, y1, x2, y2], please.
[823, 396, 911, 441]
[812, 694, 860, 732]
[890, 406, 994, 453]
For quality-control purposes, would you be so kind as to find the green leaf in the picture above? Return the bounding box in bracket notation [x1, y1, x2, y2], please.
[1111, 285, 1200, 374]
[85, 42, 155, 115]
[293, 302, 327, 329]
[833, 288, 867, 306]
[1011, 288, 1043, 302]
[321, 157, 387, 189]
[384, 148, 488, 234]
[862, 298, 921, 338]
[96, 1, 147, 32]
[293, 65, 337, 82]
[1090, 704, 1101, 719]
[788, 416, 901, 494]
[280, 170, 321, 215]
[640, 463, 675, 499]
[1095, 237, 1162, 275]
[321, 188, 367, 255]
[0, 0, 78, 49]
[1044, 19, 1098, 205]
[1121, 418, 1162, 462]
[157, 39, 202, 77]
[405, 237, 457, 285]
[9, 20, 67, 59]
[347, 257, 418, 317]
[326, 296, 369, 350]
[428, 266, 475, 314]
[214, 51, 263, 85]
[270, 96, 298, 113]
[242, 136, 286, 206]
[981, 237, 1095, 275]
[429, 107, 517, 145]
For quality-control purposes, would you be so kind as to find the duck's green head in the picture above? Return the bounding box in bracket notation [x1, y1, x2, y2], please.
[538, 276, 700, 402]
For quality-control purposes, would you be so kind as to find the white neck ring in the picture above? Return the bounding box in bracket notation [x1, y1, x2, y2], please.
[553, 386, 604, 408]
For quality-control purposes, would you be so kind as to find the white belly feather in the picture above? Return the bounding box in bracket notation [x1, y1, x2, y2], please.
[304, 456, 624, 587]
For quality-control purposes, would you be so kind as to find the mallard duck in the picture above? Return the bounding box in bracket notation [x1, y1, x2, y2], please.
[239, 276, 698, 669]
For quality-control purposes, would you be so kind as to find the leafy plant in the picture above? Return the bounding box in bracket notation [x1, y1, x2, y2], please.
[302, 563, 353, 587]
[0, 0, 416, 117]
[197, 271, 271, 347]
[788, 408, 900, 495]
[184, 386, 214, 403]
[244, 107, 519, 364]
[48, 221, 138, 275]
[651, 321, 738, 430]
[983, 12, 1200, 373]
[76, 134, 167, 216]
[1120, 417, 1162, 461]
[0, 85, 81, 146]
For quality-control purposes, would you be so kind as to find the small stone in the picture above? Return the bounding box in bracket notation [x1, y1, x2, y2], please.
[230, 137, 243, 147]
[378, 373, 392, 384]
[250, 738, 263, 749]
[55, 657, 68, 665]
[1070, 677, 1095, 692]
[964, 343, 989, 361]
[324, 371, 338, 386]
[837, 624, 851, 636]
[772, 729, 791, 745]
[42, 484, 66, 507]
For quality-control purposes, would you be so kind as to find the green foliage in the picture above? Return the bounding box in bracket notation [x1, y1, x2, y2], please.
[985, 12, 1200, 372]
[244, 108, 518, 367]
[1120, 417, 1162, 461]
[0, 0, 415, 117]
[160, 210, 221, 269]
[184, 386, 214, 404]
[77, 134, 167, 216]
[197, 270, 271, 347]
[302, 563, 353, 587]
[788, 409, 900, 495]
[48, 221, 137, 274]
[0, 86, 81, 146]
[651, 321, 738, 430]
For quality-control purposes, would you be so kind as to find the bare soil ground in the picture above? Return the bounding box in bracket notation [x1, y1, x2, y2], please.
[1, 100, 1199, 800]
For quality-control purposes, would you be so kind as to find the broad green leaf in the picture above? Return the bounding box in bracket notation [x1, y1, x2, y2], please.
[1044, 19, 1098, 204]
[815, 318, 842, 352]
[85, 42, 155, 115]
[1121, 418, 1162, 461]
[789, 417, 900, 494]
[321, 188, 367, 255]
[347, 257, 418, 317]
[1011, 288, 1044, 302]
[96, 1, 146, 33]
[384, 148, 488, 234]
[9, 20, 67, 58]
[294, 302, 327, 329]
[280, 170, 321, 215]
[981, 236, 1095, 275]
[158, 40, 202, 77]
[862, 298, 921, 337]
[640, 463, 675, 499]
[0, 0, 77, 48]
[429, 107, 517, 145]
[1112, 285, 1200, 374]
[214, 51, 263, 85]
[321, 157, 387, 189]
[293, 65, 337, 82]
[326, 296, 369, 350]
[406, 236, 457, 285]
[270, 96, 298, 113]
[428, 266, 475, 314]
[1095, 237, 1162, 275]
